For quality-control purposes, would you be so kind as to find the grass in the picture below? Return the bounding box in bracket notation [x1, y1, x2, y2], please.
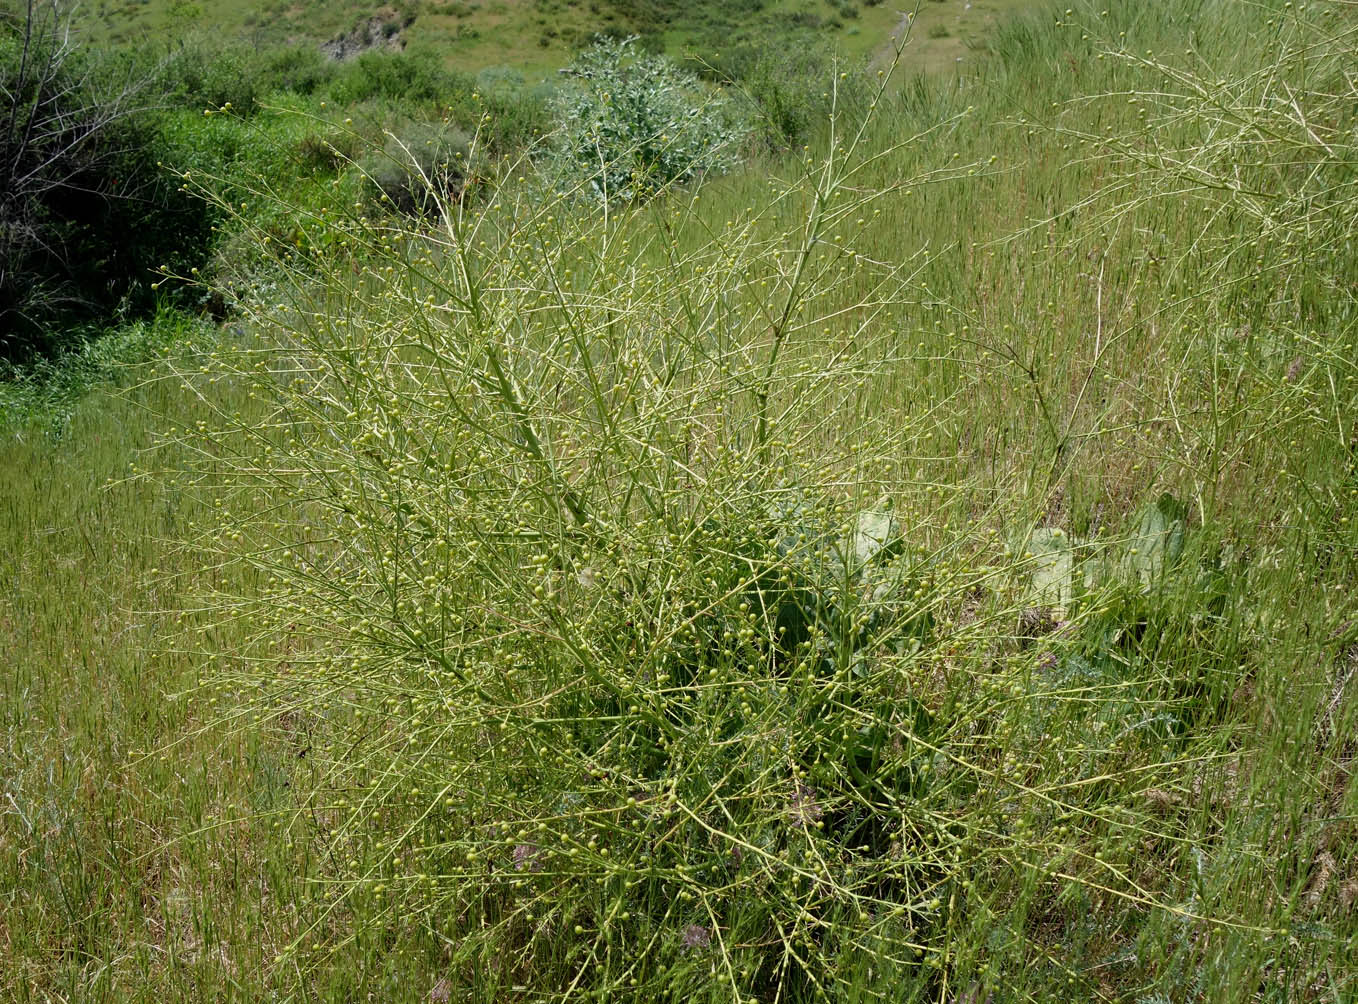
[0, 332, 450, 1000]
[40, 0, 1031, 81]
[0, 314, 196, 435]
[3, 0, 1358, 1000]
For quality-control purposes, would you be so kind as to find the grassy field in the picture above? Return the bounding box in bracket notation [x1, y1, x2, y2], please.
[3, 0, 1357, 1001]
[45, 0, 1030, 79]
[0, 343, 446, 999]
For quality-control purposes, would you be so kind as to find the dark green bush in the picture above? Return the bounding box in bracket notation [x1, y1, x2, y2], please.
[258, 44, 336, 96]
[324, 51, 549, 156]
[154, 38, 266, 112]
[0, 5, 216, 359]
[327, 49, 456, 107]
[295, 126, 363, 172]
[471, 66, 553, 153]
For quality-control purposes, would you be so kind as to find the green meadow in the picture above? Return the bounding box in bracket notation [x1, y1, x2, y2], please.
[59, 0, 1029, 78]
[2, 0, 1356, 1001]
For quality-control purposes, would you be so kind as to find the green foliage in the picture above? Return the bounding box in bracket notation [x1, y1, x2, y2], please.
[716, 41, 867, 149]
[326, 48, 456, 107]
[359, 121, 475, 215]
[294, 124, 362, 172]
[1022, 494, 1192, 616]
[6, 0, 1358, 1001]
[550, 35, 745, 201]
[0, 5, 216, 359]
[165, 88, 983, 997]
[472, 65, 554, 153]
[153, 37, 266, 112]
[317, 51, 550, 155]
[162, 4, 1358, 985]
[0, 310, 206, 434]
[259, 43, 336, 96]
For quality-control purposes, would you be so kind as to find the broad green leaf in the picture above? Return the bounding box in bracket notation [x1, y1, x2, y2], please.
[851, 511, 899, 567]
[1027, 527, 1075, 616]
[1123, 493, 1187, 586]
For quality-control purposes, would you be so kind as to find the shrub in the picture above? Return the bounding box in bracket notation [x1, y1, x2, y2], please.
[549, 35, 745, 202]
[718, 41, 868, 150]
[155, 38, 265, 112]
[173, 73, 1276, 997]
[168, 1, 1358, 996]
[472, 65, 554, 153]
[174, 115, 1282, 994]
[0, 3, 214, 358]
[327, 49, 457, 107]
[257, 44, 336, 97]
[358, 122, 475, 215]
[294, 126, 362, 172]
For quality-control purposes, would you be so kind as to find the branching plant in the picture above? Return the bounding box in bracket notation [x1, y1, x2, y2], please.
[102, 1, 1358, 1000]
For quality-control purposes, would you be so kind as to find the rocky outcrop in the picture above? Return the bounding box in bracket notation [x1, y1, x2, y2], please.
[319, 9, 413, 61]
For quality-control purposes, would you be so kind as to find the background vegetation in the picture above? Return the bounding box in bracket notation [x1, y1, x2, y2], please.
[32, 0, 1029, 78]
[2, 0, 1356, 1001]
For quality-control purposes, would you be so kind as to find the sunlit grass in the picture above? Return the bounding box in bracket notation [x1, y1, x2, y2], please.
[3, 0, 1356, 1000]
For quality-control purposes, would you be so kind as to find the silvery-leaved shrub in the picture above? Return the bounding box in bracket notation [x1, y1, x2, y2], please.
[358, 122, 474, 216]
[550, 35, 746, 202]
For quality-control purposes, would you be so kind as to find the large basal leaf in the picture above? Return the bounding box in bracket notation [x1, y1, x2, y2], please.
[850, 510, 899, 568]
[1123, 493, 1187, 587]
[1027, 526, 1076, 616]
